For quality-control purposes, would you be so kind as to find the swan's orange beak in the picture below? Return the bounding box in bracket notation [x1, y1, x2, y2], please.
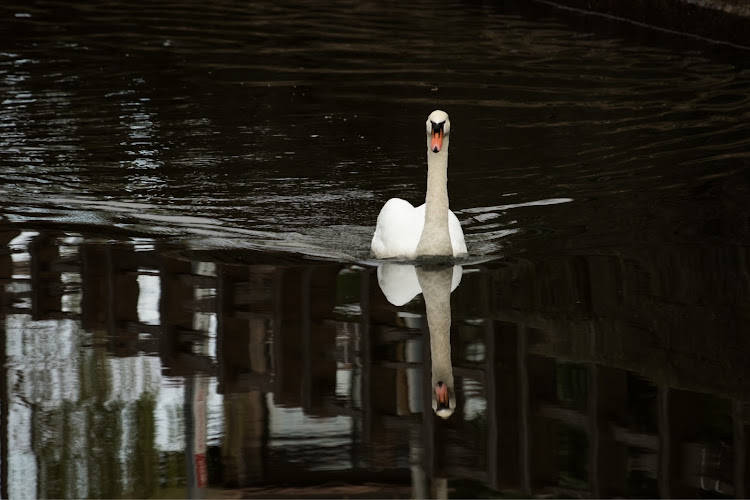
[431, 129, 444, 153]
[435, 381, 449, 409]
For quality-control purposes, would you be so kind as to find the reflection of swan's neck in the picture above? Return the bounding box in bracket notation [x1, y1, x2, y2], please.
[416, 266, 455, 417]
[416, 144, 452, 256]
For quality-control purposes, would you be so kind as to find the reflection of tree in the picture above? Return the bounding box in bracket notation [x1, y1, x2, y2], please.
[133, 396, 159, 497]
[30, 348, 118, 498]
[30, 353, 162, 498]
[7, 238, 165, 500]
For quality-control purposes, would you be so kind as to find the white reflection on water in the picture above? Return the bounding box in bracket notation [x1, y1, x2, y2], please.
[137, 274, 161, 325]
[156, 382, 185, 453]
[461, 378, 487, 421]
[6, 316, 83, 498]
[8, 401, 37, 499]
[106, 356, 161, 492]
[106, 356, 161, 404]
[460, 197, 575, 214]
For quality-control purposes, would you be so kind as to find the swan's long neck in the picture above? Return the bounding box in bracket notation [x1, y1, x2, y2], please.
[416, 142, 452, 256]
[416, 267, 454, 397]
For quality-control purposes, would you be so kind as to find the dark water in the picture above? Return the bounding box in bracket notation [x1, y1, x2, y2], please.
[2, 0, 750, 497]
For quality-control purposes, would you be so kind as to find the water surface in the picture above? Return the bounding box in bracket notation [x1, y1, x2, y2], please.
[1, 0, 750, 497]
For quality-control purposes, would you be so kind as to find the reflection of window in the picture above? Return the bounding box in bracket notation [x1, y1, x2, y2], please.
[556, 362, 588, 410]
[557, 426, 589, 491]
[461, 378, 486, 421]
[464, 340, 485, 363]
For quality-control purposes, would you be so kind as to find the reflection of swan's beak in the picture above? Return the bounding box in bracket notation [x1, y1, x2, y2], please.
[435, 380, 454, 419]
[435, 381, 449, 409]
[431, 126, 444, 153]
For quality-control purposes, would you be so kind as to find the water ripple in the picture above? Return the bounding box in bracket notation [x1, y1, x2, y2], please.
[0, 0, 747, 258]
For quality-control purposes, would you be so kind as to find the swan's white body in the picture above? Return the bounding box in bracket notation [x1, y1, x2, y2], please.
[371, 200, 466, 259]
[371, 110, 467, 259]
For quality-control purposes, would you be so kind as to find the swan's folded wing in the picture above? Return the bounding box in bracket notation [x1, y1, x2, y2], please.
[448, 210, 468, 256]
[371, 198, 423, 258]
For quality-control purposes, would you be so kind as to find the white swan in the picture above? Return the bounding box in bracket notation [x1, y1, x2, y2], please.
[371, 110, 467, 259]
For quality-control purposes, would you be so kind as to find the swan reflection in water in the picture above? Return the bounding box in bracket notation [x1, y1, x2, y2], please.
[377, 263, 462, 418]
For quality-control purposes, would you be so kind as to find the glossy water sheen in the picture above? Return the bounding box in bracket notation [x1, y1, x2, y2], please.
[1, 0, 750, 498]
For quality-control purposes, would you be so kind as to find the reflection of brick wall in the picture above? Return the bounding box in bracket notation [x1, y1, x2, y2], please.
[454, 250, 750, 400]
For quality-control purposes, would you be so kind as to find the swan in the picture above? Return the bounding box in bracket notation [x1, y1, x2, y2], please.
[416, 266, 457, 418]
[371, 110, 468, 259]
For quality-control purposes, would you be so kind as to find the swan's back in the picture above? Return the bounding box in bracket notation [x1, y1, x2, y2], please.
[447, 210, 467, 256]
[371, 198, 423, 258]
[371, 199, 466, 259]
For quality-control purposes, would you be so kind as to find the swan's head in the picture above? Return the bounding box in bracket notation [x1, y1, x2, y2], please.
[433, 380, 456, 419]
[426, 110, 450, 154]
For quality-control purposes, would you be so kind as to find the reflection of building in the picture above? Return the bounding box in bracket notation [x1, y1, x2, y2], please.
[1, 228, 749, 498]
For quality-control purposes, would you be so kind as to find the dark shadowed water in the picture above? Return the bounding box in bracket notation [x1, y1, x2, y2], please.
[2, 0, 750, 497]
